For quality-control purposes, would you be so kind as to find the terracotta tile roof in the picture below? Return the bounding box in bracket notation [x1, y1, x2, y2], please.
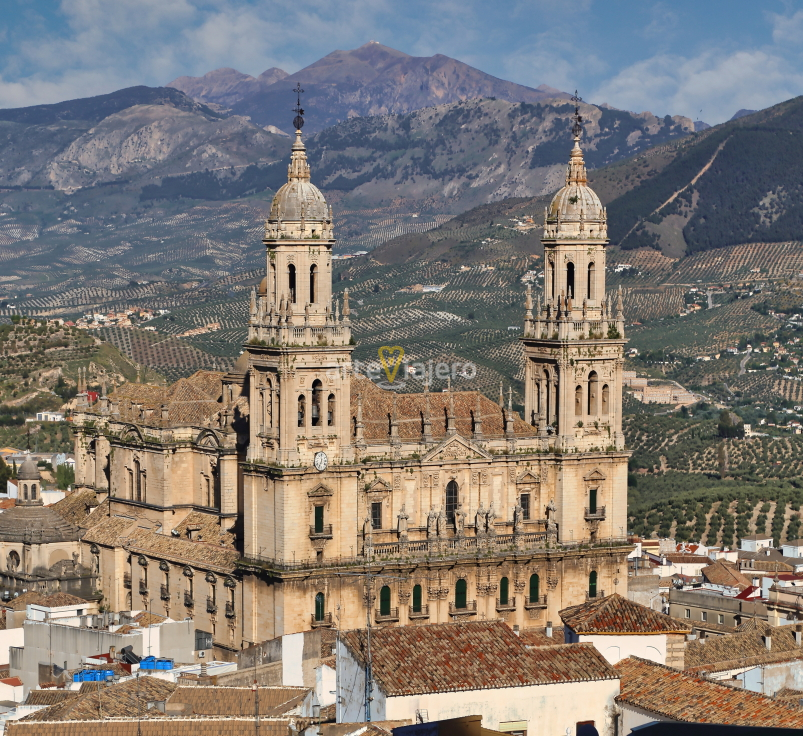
[3, 591, 46, 611]
[685, 624, 803, 673]
[6, 718, 292, 736]
[37, 593, 88, 608]
[173, 511, 236, 548]
[774, 687, 803, 705]
[341, 621, 616, 696]
[167, 686, 309, 716]
[25, 690, 79, 706]
[124, 526, 238, 573]
[517, 626, 565, 647]
[0, 677, 22, 687]
[663, 553, 710, 564]
[51, 489, 100, 528]
[701, 560, 752, 589]
[18, 676, 176, 722]
[559, 594, 691, 635]
[132, 611, 167, 627]
[0, 499, 16, 510]
[735, 617, 772, 633]
[350, 375, 537, 442]
[615, 656, 803, 727]
[81, 515, 139, 547]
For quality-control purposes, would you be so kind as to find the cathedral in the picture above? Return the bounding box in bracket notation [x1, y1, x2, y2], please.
[72, 103, 631, 657]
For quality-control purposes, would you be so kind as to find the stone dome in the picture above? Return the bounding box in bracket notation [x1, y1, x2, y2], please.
[17, 453, 40, 481]
[0, 505, 82, 543]
[544, 137, 607, 240]
[268, 131, 329, 223]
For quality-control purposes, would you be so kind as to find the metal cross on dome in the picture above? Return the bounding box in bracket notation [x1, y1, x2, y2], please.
[571, 90, 584, 138]
[292, 82, 305, 130]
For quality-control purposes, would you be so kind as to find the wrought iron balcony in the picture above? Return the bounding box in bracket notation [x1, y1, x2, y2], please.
[123, 573, 132, 589]
[375, 607, 400, 623]
[586, 590, 605, 601]
[184, 591, 194, 608]
[160, 584, 170, 601]
[207, 596, 217, 614]
[524, 594, 548, 609]
[309, 524, 333, 539]
[409, 604, 429, 619]
[138, 580, 148, 595]
[310, 612, 333, 628]
[584, 506, 606, 521]
[449, 600, 477, 616]
[496, 597, 516, 612]
[225, 601, 236, 619]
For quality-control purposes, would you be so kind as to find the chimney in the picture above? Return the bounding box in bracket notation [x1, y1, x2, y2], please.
[686, 633, 697, 642]
[546, 621, 553, 638]
[796, 624, 802, 647]
[764, 633, 772, 651]
[109, 646, 116, 661]
[513, 625, 520, 636]
[752, 577, 760, 588]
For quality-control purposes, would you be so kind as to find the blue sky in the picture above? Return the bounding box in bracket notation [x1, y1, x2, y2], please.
[1, 0, 802, 124]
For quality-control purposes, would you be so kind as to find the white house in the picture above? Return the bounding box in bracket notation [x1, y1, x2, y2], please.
[781, 539, 803, 558]
[560, 593, 690, 667]
[337, 621, 620, 736]
[741, 534, 774, 553]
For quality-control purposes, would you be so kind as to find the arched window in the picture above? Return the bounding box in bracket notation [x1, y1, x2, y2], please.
[589, 488, 598, 515]
[499, 576, 509, 606]
[544, 370, 551, 422]
[412, 584, 422, 613]
[455, 578, 467, 609]
[297, 394, 306, 428]
[7, 551, 19, 571]
[22, 484, 27, 500]
[30, 483, 36, 500]
[134, 459, 141, 502]
[310, 264, 318, 304]
[288, 264, 297, 303]
[566, 262, 575, 299]
[587, 262, 596, 301]
[327, 393, 335, 426]
[314, 592, 325, 622]
[314, 505, 324, 534]
[575, 385, 582, 416]
[529, 573, 540, 603]
[270, 263, 277, 302]
[589, 570, 598, 598]
[311, 380, 322, 427]
[601, 384, 609, 415]
[445, 480, 458, 525]
[587, 371, 598, 415]
[548, 260, 555, 298]
[379, 585, 391, 616]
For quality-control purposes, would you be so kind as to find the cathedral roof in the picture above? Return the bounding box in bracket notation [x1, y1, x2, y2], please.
[268, 131, 329, 222]
[350, 374, 537, 441]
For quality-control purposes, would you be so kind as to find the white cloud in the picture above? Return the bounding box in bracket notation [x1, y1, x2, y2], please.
[593, 48, 803, 124]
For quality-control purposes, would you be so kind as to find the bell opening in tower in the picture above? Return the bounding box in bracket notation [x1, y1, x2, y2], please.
[567, 262, 575, 300]
[288, 264, 297, 303]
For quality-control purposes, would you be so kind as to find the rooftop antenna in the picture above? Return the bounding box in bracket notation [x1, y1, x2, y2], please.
[292, 82, 305, 131]
[571, 90, 584, 138]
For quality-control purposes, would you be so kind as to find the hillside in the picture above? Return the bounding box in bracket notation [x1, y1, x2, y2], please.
[171, 42, 572, 132]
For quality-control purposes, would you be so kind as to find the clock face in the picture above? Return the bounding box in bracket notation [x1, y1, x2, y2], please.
[314, 451, 328, 472]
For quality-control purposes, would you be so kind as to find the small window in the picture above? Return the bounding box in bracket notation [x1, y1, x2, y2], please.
[529, 574, 540, 603]
[589, 488, 597, 514]
[445, 480, 458, 524]
[588, 570, 597, 598]
[520, 493, 530, 520]
[297, 394, 306, 428]
[455, 578, 467, 609]
[718, 614, 724, 625]
[701, 611, 708, 622]
[412, 584, 422, 613]
[371, 502, 382, 530]
[314, 506, 324, 534]
[685, 608, 691, 619]
[314, 592, 325, 622]
[379, 585, 391, 616]
[499, 576, 509, 606]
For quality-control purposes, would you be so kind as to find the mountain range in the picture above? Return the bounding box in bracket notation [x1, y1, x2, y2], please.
[168, 42, 571, 132]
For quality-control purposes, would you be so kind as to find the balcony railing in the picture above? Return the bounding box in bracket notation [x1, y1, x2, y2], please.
[375, 607, 400, 623]
[310, 612, 333, 628]
[309, 524, 334, 539]
[138, 580, 148, 595]
[586, 590, 605, 601]
[496, 597, 516, 612]
[524, 594, 548, 609]
[160, 584, 170, 601]
[184, 591, 194, 608]
[123, 573, 132, 589]
[409, 604, 429, 619]
[584, 506, 606, 520]
[225, 601, 236, 619]
[449, 600, 477, 616]
[207, 596, 217, 614]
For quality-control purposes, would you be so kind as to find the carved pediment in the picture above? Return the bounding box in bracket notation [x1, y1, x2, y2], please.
[308, 483, 334, 498]
[517, 470, 541, 485]
[423, 435, 492, 463]
[367, 478, 392, 493]
[584, 468, 607, 482]
[196, 429, 221, 449]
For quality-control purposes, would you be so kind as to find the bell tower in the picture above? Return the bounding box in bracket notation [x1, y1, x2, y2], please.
[244, 86, 354, 466]
[521, 95, 626, 453]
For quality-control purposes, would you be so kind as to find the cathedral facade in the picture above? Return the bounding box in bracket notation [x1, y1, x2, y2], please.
[72, 109, 631, 655]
